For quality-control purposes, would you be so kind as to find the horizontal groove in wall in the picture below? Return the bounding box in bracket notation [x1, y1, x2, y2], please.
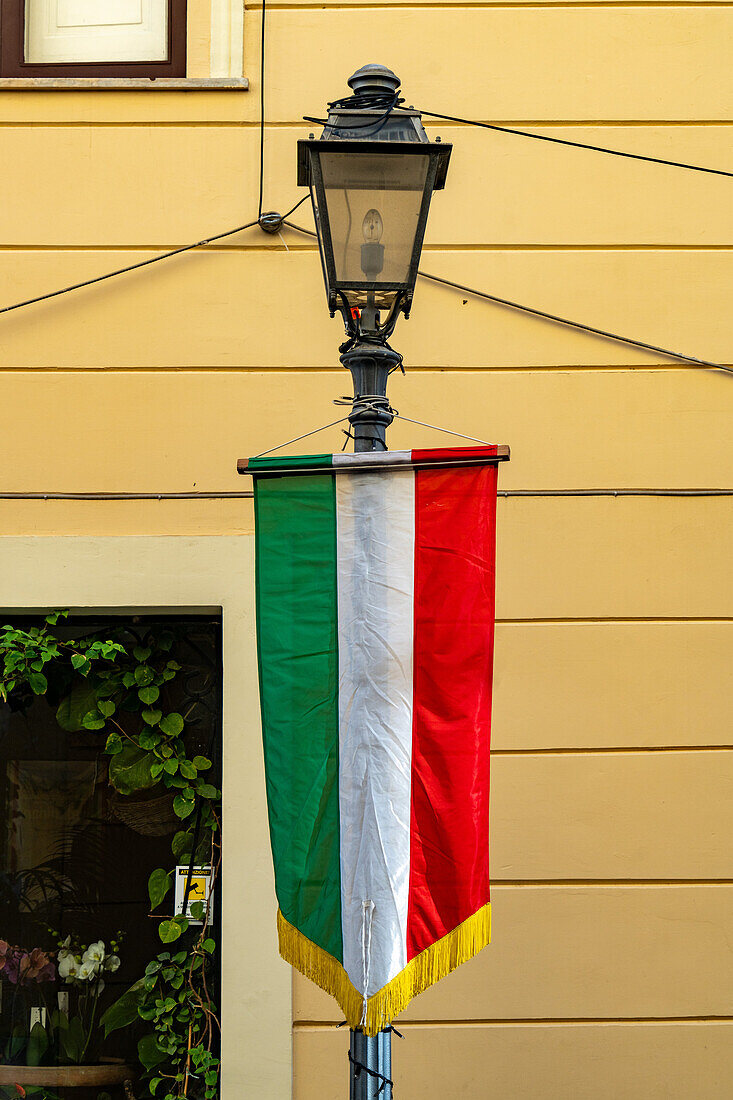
[491, 744, 733, 755]
[0, 366, 727, 375]
[496, 615, 733, 623]
[0, 119, 732, 128]
[1, 243, 732, 253]
[294, 1015, 733, 1030]
[488, 879, 733, 886]
[252, 2, 733, 9]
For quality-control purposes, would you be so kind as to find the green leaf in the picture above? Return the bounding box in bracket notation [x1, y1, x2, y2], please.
[202, 937, 216, 954]
[133, 645, 152, 662]
[193, 755, 212, 772]
[190, 901, 205, 921]
[61, 1014, 85, 1063]
[166, 660, 181, 671]
[98, 699, 116, 718]
[105, 731, 123, 755]
[100, 979, 145, 1037]
[27, 672, 48, 695]
[148, 868, 172, 911]
[171, 831, 192, 860]
[26, 1021, 49, 1066]
[159, 712, 184, 737]
[70, 653, 87, 670]
[138, 684, 160, 704]
[142, 707, 163, 727]
[159, 920, 183, 944]
[82, 709, 106, 730]
[122, 671, 136, 688]
[56, 681, 99, 732]
[134, 664, 155, 686]
[150, 1078, 163, 1096]
[138, 1033, 168, 1071]
[109, 745, 158, 795]
[196, 783, 218, 800]
[179, 760, 197, 780]
[151, 760, 165, 779]
[139, 730, 161, 750]
[163, 759, 178, 775]
[173, 794, 196, 820]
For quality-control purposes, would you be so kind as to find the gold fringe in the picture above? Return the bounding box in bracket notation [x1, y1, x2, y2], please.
[277, 902, 491, 1036]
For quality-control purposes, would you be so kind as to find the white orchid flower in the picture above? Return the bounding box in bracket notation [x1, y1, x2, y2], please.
[77, 961, 96, 982]
[58, 953, 78, 981]
[83, 941, 106, 968]
[104, 955, 121, 972]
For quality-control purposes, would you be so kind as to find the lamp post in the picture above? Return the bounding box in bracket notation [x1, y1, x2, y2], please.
[298, 64, 451, 1096]
[298, 63, 451, 452]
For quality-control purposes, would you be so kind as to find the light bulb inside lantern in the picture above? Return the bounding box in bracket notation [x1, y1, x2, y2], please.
[362, 208, 383, 244]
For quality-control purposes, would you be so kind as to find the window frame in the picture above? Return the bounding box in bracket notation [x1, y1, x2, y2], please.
[0, 0, 187, 78]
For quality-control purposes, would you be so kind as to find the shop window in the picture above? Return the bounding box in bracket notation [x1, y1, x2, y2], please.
[0, 613, 221, 1096]
[0, 0, 187, 77]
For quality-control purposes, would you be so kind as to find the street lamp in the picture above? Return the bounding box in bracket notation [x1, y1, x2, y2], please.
[298, 63, 451, 451]
[296, 64, 452, 1100]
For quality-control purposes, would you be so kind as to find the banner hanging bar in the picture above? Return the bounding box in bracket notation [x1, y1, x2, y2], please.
[238, 445, 510, 478]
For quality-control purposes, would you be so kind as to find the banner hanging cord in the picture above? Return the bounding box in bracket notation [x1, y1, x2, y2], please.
[252, 415, 351, 457]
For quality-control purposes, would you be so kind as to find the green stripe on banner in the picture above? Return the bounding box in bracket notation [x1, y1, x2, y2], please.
[254, 473, 343, 962]
[249, 453, 333, 471]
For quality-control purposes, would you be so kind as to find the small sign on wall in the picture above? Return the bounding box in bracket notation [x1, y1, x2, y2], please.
[174, 865, 213, 925]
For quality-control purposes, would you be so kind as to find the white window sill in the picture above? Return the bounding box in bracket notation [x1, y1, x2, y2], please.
[0, 77, 249, 91]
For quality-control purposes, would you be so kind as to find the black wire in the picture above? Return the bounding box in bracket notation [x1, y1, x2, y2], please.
[281, 194, 309, 221]
[3, 489, 732, 501]
[304, 90, 402, 137]
[418, 110, 733, 180]
[0, 221, 259, 318]
[282, 219, 731, 375]
[258, 0, 267, 217]
[418, 271, 733, 375]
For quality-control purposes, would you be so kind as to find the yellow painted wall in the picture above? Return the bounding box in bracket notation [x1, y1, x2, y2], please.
[0, 0, 731, 1095]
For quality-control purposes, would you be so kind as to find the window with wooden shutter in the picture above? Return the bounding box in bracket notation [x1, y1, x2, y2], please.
[0, 0, 187, 77]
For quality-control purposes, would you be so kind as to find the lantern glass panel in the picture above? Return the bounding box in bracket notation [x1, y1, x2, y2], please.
[318, 150, 429, 298]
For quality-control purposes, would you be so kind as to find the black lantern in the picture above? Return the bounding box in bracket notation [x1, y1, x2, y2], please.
[298, 64, 451, 340]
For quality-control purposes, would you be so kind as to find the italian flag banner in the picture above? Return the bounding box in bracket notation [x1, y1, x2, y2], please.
[249, 445, 506, 1034]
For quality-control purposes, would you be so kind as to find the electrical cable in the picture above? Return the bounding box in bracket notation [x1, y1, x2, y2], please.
[258, 0, 267, 217]
[418, 110, 733, 180]
[0, 220, 259, 317]
[282, 220, 732, 376]
[2, 211, 729, 381]
[1, 489, 731, 501]
[418, 271, 733, 375]
[304, 90, 402, 137]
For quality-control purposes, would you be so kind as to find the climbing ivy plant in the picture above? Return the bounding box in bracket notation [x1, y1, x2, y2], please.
[0, 611, 222, 1100]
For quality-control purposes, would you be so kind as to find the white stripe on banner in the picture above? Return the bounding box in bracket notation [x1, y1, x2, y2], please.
[333, 451, 412, 468]
[336, 469, 415, 996]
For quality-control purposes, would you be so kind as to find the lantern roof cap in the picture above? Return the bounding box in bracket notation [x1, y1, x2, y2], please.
[347, 64, 401, 98]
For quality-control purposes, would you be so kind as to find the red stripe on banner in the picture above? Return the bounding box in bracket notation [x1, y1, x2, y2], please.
[411, 446, 499, 464]
[407, 464, 498, 960]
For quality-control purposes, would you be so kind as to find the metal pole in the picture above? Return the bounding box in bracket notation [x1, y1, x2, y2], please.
[341, 337, 396, 1096]
[340, 341, 400, 452]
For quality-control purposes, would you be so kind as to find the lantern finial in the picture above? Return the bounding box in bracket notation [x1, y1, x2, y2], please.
[347, 64, 400, 98]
